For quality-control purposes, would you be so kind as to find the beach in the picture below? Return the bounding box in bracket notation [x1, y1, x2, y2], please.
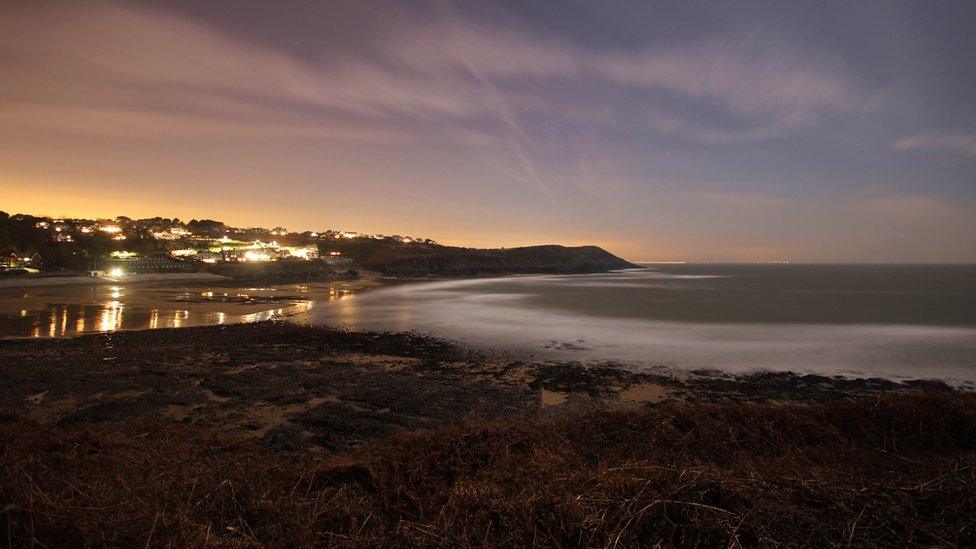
[0, 271, 386, 339]
[2, 321, 952, 449]
[0, 272, 231, 289]
[1, 320, 973, 545]
[2, 266, 975, 545]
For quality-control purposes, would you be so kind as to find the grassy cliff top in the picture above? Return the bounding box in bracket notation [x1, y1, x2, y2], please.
[322, 238, 637, 276]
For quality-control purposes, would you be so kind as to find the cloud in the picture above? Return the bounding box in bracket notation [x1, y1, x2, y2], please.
[577, 178, 636, 197]
[0, 2, 876, 134]
[0, 1, 883, 201]
[451, 40, 554, 199]
[0, 2, 490, 141]
[892, 134, 976, 157]
[696, 191, 795, 211]
[594, 46, 877, 125]
[859, 195, 964, 221]
[0, 104, 408, 143]
[391, 16, 878, 140]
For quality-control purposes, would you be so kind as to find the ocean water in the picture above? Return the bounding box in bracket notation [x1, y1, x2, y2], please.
[310, 264, 976, 383]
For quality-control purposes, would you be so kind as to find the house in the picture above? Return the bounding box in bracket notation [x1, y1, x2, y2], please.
[1, 252, 42, 270]
[196, 251, 223, 263]
[152, 227, 191, 240]
[281, 245, 319, 260]
[100, 255, 192, 273]
[323, 251, 353, 266]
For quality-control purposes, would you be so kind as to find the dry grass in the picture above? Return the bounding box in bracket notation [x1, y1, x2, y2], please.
[3, 391, 975, 547]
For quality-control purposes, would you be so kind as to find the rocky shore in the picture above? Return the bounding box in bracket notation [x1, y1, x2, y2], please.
[1, 322, 973, 545]
[0, 321, 952, 456]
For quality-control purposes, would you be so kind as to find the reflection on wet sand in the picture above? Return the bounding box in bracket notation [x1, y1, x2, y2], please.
[0, 280, 365, 339]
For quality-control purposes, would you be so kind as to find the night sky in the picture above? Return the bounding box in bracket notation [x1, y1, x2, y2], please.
[2, 0, 974, 261]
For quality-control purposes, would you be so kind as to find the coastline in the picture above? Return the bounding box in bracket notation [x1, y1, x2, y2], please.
[1, 321, 972, 545]
[3, 260, 975, 547]
[0, 271, 232, 289]
[0, 270, 589, 341]
[0, 268, 379, 290]
[0, 271, 392, 340]
[0, 321, 957, 449]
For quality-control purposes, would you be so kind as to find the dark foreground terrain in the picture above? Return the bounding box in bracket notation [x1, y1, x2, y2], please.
[1, 322, 974, 546]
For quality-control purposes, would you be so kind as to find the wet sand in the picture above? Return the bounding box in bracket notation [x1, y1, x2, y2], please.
[0, 272, 230, 289]
[0, 273, 387, 339]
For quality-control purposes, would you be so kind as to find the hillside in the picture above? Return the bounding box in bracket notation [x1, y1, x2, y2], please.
[204, 259, 344, 282]
[321, 239, 637, 277]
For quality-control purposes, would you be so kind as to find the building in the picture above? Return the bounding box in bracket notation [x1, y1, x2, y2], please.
[152, 227, 191, 240]
[281, 245, 319, 260]
[322, 251, 353, 266]
[197, 251, 223, 263]
[1, 252, 43, 270]
[100, 255, 192, 274]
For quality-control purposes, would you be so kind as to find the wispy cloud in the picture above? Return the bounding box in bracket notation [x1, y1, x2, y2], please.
[0, 2, 489, 140]
[892, 134, 976, 157]
[389, 17, 879, 141]
[859, 194, 965, 221]
[451, 43, 554, 199]
[0, 1, 877, 142]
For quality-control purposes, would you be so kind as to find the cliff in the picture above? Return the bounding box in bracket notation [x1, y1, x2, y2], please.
[321, 239, 637, 277]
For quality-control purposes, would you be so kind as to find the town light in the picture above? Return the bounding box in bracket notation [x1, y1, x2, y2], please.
[109, 267, 124, 277]
[243, 250, 271, 262]
[110, 251, 137, 259]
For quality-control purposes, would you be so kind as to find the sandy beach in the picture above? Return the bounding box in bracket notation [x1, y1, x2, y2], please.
[0, 272, 388, 339]
[0, 272, 231, 289]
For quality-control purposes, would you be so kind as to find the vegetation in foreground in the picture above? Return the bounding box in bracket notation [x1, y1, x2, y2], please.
[3, 391, 974, 547]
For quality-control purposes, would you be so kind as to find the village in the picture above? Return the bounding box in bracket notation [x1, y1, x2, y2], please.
[0, 211, 436, 277]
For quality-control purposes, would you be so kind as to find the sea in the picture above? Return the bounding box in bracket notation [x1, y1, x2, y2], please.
[3, 264, 975, 384]
[309, 264, 976, 384]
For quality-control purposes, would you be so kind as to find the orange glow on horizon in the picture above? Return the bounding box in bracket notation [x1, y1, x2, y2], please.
[1, 178, 641, 259]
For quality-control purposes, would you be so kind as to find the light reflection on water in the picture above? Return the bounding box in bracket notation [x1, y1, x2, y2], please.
[0, 282, 352, 339]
